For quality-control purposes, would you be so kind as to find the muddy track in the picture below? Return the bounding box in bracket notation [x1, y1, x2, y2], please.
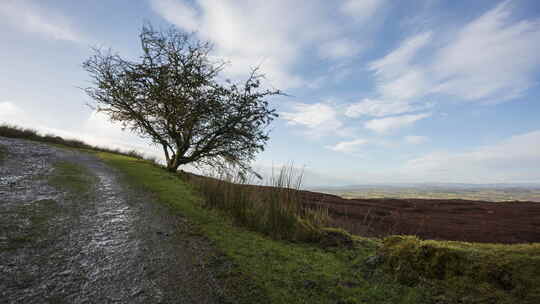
[0, 137, 222, 304]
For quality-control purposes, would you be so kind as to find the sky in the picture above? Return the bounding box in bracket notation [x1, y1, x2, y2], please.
[1, 0, 540, 186]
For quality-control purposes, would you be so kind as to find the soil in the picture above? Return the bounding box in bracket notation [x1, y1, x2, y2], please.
[299, 190, 540, 244]
[0, 137, 223, 304]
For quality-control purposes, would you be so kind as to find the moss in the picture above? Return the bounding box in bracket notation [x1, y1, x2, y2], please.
[378, 235, 540, 303]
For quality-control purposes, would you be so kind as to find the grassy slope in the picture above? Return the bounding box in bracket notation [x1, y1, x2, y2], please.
[99, 152, 434, 304]
[2, 127, 537, 303]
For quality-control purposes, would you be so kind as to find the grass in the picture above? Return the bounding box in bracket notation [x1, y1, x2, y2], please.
[190, 165, 335, 243]
[48, 161, 98, 197]
[378, 236, 540, 303]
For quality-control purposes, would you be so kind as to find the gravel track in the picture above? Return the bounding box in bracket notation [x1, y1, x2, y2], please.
[0, 137, 222, 304]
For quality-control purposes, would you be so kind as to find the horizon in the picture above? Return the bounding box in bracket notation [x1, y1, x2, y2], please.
[1, 0, 540, 187]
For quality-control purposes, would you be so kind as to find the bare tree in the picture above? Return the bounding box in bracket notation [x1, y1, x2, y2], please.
[83, 24, 280, 173]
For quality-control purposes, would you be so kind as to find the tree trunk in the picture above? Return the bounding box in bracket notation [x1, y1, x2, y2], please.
[166, 154, 181, 172]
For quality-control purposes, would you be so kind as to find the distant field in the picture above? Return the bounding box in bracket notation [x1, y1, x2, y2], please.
[316, 186, 540, 202]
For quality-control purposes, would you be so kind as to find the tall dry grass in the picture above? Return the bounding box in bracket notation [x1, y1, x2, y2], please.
[191, 165, 330, 242]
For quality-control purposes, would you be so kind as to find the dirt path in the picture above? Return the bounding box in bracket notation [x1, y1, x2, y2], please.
[0, 137, 222, 303]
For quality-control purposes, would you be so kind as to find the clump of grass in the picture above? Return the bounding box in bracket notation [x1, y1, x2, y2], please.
[191, 165, 331, 242]
[48, 161, 98, 197]
[377, 235, 540, 303]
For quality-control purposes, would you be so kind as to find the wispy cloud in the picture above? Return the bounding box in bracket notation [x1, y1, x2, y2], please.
[280, 102, 345, 137]
[326, 138, 368, 154]
[0, 0, 84, 43]
[404, 135, 428, 144]
[403, 130, 540, 183]
[430, 0, 540, 102]
[318, 38, 362, 59]
[368, 1, 540, 103]
[369, 31, 432, 82]
[340, 0, 385, 22]
[365, 113, 431, 133]
[345, 98, 428, 118]
[150, 0, 378, 89]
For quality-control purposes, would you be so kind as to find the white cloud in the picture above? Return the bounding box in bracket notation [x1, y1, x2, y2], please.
[345, 98, 425, 118]
[280, 102, 345, 137]
[404, 135, 428, 144]
[0, 0, 83, 42]
[430, 0, 540, 102]
[365, 112, 430, 133]
[340, 0, 384, 22]
[149, 0, 200, 31]
[378, 68, 431, 100]
[279, 103, 343, 131]
[150, 0, 380, 89]
[368, 32, 431, 80]
[0, 101, 24, 117]
[368, 1, 540, 103]
[403, 130, 540, 183]
[368, 32, 432, 100]
[318, 38, 362, 59]
[326, 138, 367, 153]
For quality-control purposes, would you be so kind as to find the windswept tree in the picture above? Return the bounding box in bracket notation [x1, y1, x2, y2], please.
[83, 24, 280, 173]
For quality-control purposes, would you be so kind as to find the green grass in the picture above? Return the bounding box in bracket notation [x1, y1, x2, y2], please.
[48, 161, 98, 196]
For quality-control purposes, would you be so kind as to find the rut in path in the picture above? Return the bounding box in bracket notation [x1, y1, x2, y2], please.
[0, 137, 223, 304]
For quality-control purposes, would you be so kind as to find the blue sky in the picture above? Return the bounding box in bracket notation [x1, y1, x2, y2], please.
[1, 0, 540, 186]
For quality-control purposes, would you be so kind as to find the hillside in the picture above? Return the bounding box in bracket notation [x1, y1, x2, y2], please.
[1, 130, 540, 303]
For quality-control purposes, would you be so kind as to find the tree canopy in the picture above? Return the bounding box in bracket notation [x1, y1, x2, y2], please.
[83, 24, 280, 173]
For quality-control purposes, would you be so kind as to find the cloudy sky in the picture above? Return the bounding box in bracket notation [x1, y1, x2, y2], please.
[1, 0, 540, 186]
